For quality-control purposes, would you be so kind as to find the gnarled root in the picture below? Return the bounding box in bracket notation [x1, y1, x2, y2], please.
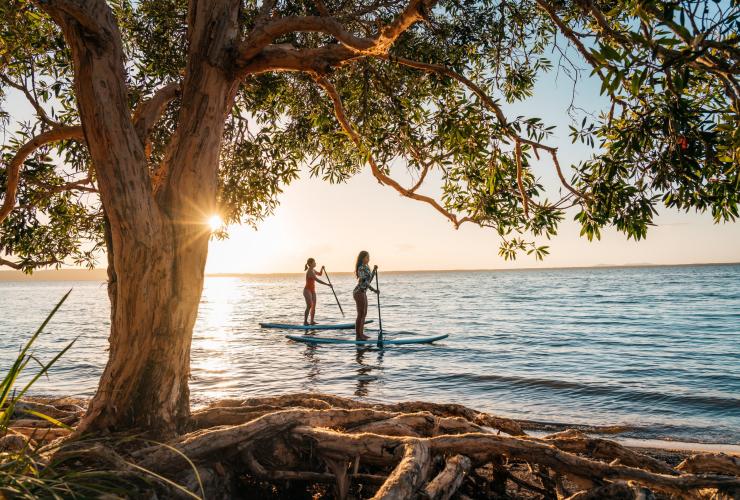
[372, 441, 430, 499]
[541, 429, 678, 475]
[113, 398, 740, 499]
[422, 454, 471, 500]
[8, 394, 739, 499]
[197, 392, 524, 436]
[677, 453, 740, 477]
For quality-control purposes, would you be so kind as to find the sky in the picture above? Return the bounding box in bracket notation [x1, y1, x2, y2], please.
[205, 65, 740, 274]
[3, 35, 739, 275]
[205, 167, 740, 274]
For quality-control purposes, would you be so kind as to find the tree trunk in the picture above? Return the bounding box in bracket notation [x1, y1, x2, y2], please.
[38, 0, 240, 434]
[80, 220, 208, 434]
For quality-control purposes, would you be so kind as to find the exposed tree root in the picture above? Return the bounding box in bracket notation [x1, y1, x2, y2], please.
[677, 453, 740, 477]
[372, 441, 430, 499]
[200, 392, 524, 436]
[541, 429, 678, 475]
[422, 454, 471, 500]
[8, 394, 739, 499]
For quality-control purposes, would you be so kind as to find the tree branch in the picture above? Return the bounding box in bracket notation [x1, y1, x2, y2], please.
[237, 44, 360, 76]
[0, 256, 22, 270]
[35, 0, 109, 40]
[313, 74, 471, 229]
[238, 16, 375, 62]
[235, 0, 437, 73]
[532, 0, 627, 107]
[0, 74, 62, 127]
[1, 125, 84, 224]
[132, 82, 181, 147]
[378, 54, 587, 200]
[25, 175, 97, 197]
[514, 140, 529, 218]
[378, 54, 510, 127]
[0, 80, 180, 223]
[0, 256, 60, 270]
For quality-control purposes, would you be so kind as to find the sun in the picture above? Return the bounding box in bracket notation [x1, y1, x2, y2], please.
[208, 214, 224, 232]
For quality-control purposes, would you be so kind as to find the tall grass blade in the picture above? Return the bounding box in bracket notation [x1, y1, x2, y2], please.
[0, 290, 71, 410]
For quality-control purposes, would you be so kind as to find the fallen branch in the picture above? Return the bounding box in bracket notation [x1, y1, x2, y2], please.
[677, 452, 740, 477]
[422, 454, 471, 500]
[226, 392, 524, 436]
[293, 427, 740, 494]
[242, 448, 386, 484]
[372, 441, 430, 499]
[541, 429, 678, 475]
[136, 408, 407, 473]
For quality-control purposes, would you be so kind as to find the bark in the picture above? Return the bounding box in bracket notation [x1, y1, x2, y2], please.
[422, 454, 471, 500]
[35, 0, 240, 435]
[677, 453, 740, 477]
[371, 441, 430, 500]
[293, 427, 740, 495]
[214, 392, 524, 436]
[541, 429, 677, 475]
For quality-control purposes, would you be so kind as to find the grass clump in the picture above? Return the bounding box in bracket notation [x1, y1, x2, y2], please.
[0, 291, 155, 499]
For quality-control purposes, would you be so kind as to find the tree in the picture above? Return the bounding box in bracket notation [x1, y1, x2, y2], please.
[1, 0, 737, 434]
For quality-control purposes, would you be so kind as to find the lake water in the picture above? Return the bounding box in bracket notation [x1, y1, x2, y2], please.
[1, 264, 739, 444]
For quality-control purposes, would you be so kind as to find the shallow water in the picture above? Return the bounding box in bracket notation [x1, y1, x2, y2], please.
[1, 264, 739, 444]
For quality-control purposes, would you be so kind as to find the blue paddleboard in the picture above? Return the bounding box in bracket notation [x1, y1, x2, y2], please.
[260, 320, 372, 330]
[285, 333, 449, 345]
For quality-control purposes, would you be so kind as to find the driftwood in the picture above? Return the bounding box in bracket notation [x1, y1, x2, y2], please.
[7, 426, 72, 442]
[7, 393, 740, 499]
[422, 454, 471, 500]
[372, 441, 430, 500]
[541, 429, 678, 475]
[677, 453, 740, 477]
[206, 392, 524, 436]
[293, 427, 740, 495]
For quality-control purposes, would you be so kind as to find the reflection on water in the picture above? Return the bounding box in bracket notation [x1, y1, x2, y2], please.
[299, 344, 384, 397]
[1, 264, 739, 444]
[354, 348, 383, 397]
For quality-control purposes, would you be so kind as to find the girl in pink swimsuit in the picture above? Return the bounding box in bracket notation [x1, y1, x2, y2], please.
[304, 258, 329, 325]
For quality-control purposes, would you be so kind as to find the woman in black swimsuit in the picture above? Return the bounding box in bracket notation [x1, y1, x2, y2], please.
[353, 250, 378, 340]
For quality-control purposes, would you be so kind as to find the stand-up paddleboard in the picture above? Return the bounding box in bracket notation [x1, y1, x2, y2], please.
[260, 320, 372, 330]
[286, 333, 448, 346]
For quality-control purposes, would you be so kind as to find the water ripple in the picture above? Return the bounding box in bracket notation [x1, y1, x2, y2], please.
[1, 264, 739, 444]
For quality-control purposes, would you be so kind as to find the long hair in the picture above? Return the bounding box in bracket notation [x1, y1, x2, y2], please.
[305, 257, 315, 271]
[354, 251, 369, 277]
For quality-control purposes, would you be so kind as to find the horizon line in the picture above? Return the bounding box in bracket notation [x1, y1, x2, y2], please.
[206, 261, 740, 276]
[0, 260, 738, 282]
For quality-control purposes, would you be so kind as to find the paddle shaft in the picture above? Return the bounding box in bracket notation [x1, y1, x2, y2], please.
[322, 267, 344, 317]
[375, 269, 383, 346]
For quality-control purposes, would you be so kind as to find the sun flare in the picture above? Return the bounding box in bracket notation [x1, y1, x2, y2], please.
[208, 214, 224, 232]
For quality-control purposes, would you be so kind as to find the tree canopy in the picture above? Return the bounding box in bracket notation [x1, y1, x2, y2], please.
[1, 0, 738, 271]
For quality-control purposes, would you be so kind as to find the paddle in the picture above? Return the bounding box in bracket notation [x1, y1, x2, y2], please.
[322, 266, 344, 317]
[375, 267, 383, 347]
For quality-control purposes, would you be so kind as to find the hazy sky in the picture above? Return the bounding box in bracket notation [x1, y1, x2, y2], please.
[206, 167, 740, 274]
[206, 66, 740, 274]
[3, 39, 739, 274]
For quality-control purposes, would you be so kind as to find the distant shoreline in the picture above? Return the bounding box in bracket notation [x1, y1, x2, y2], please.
[209, 261, 740, 277]
[0, 261, 738, 281]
